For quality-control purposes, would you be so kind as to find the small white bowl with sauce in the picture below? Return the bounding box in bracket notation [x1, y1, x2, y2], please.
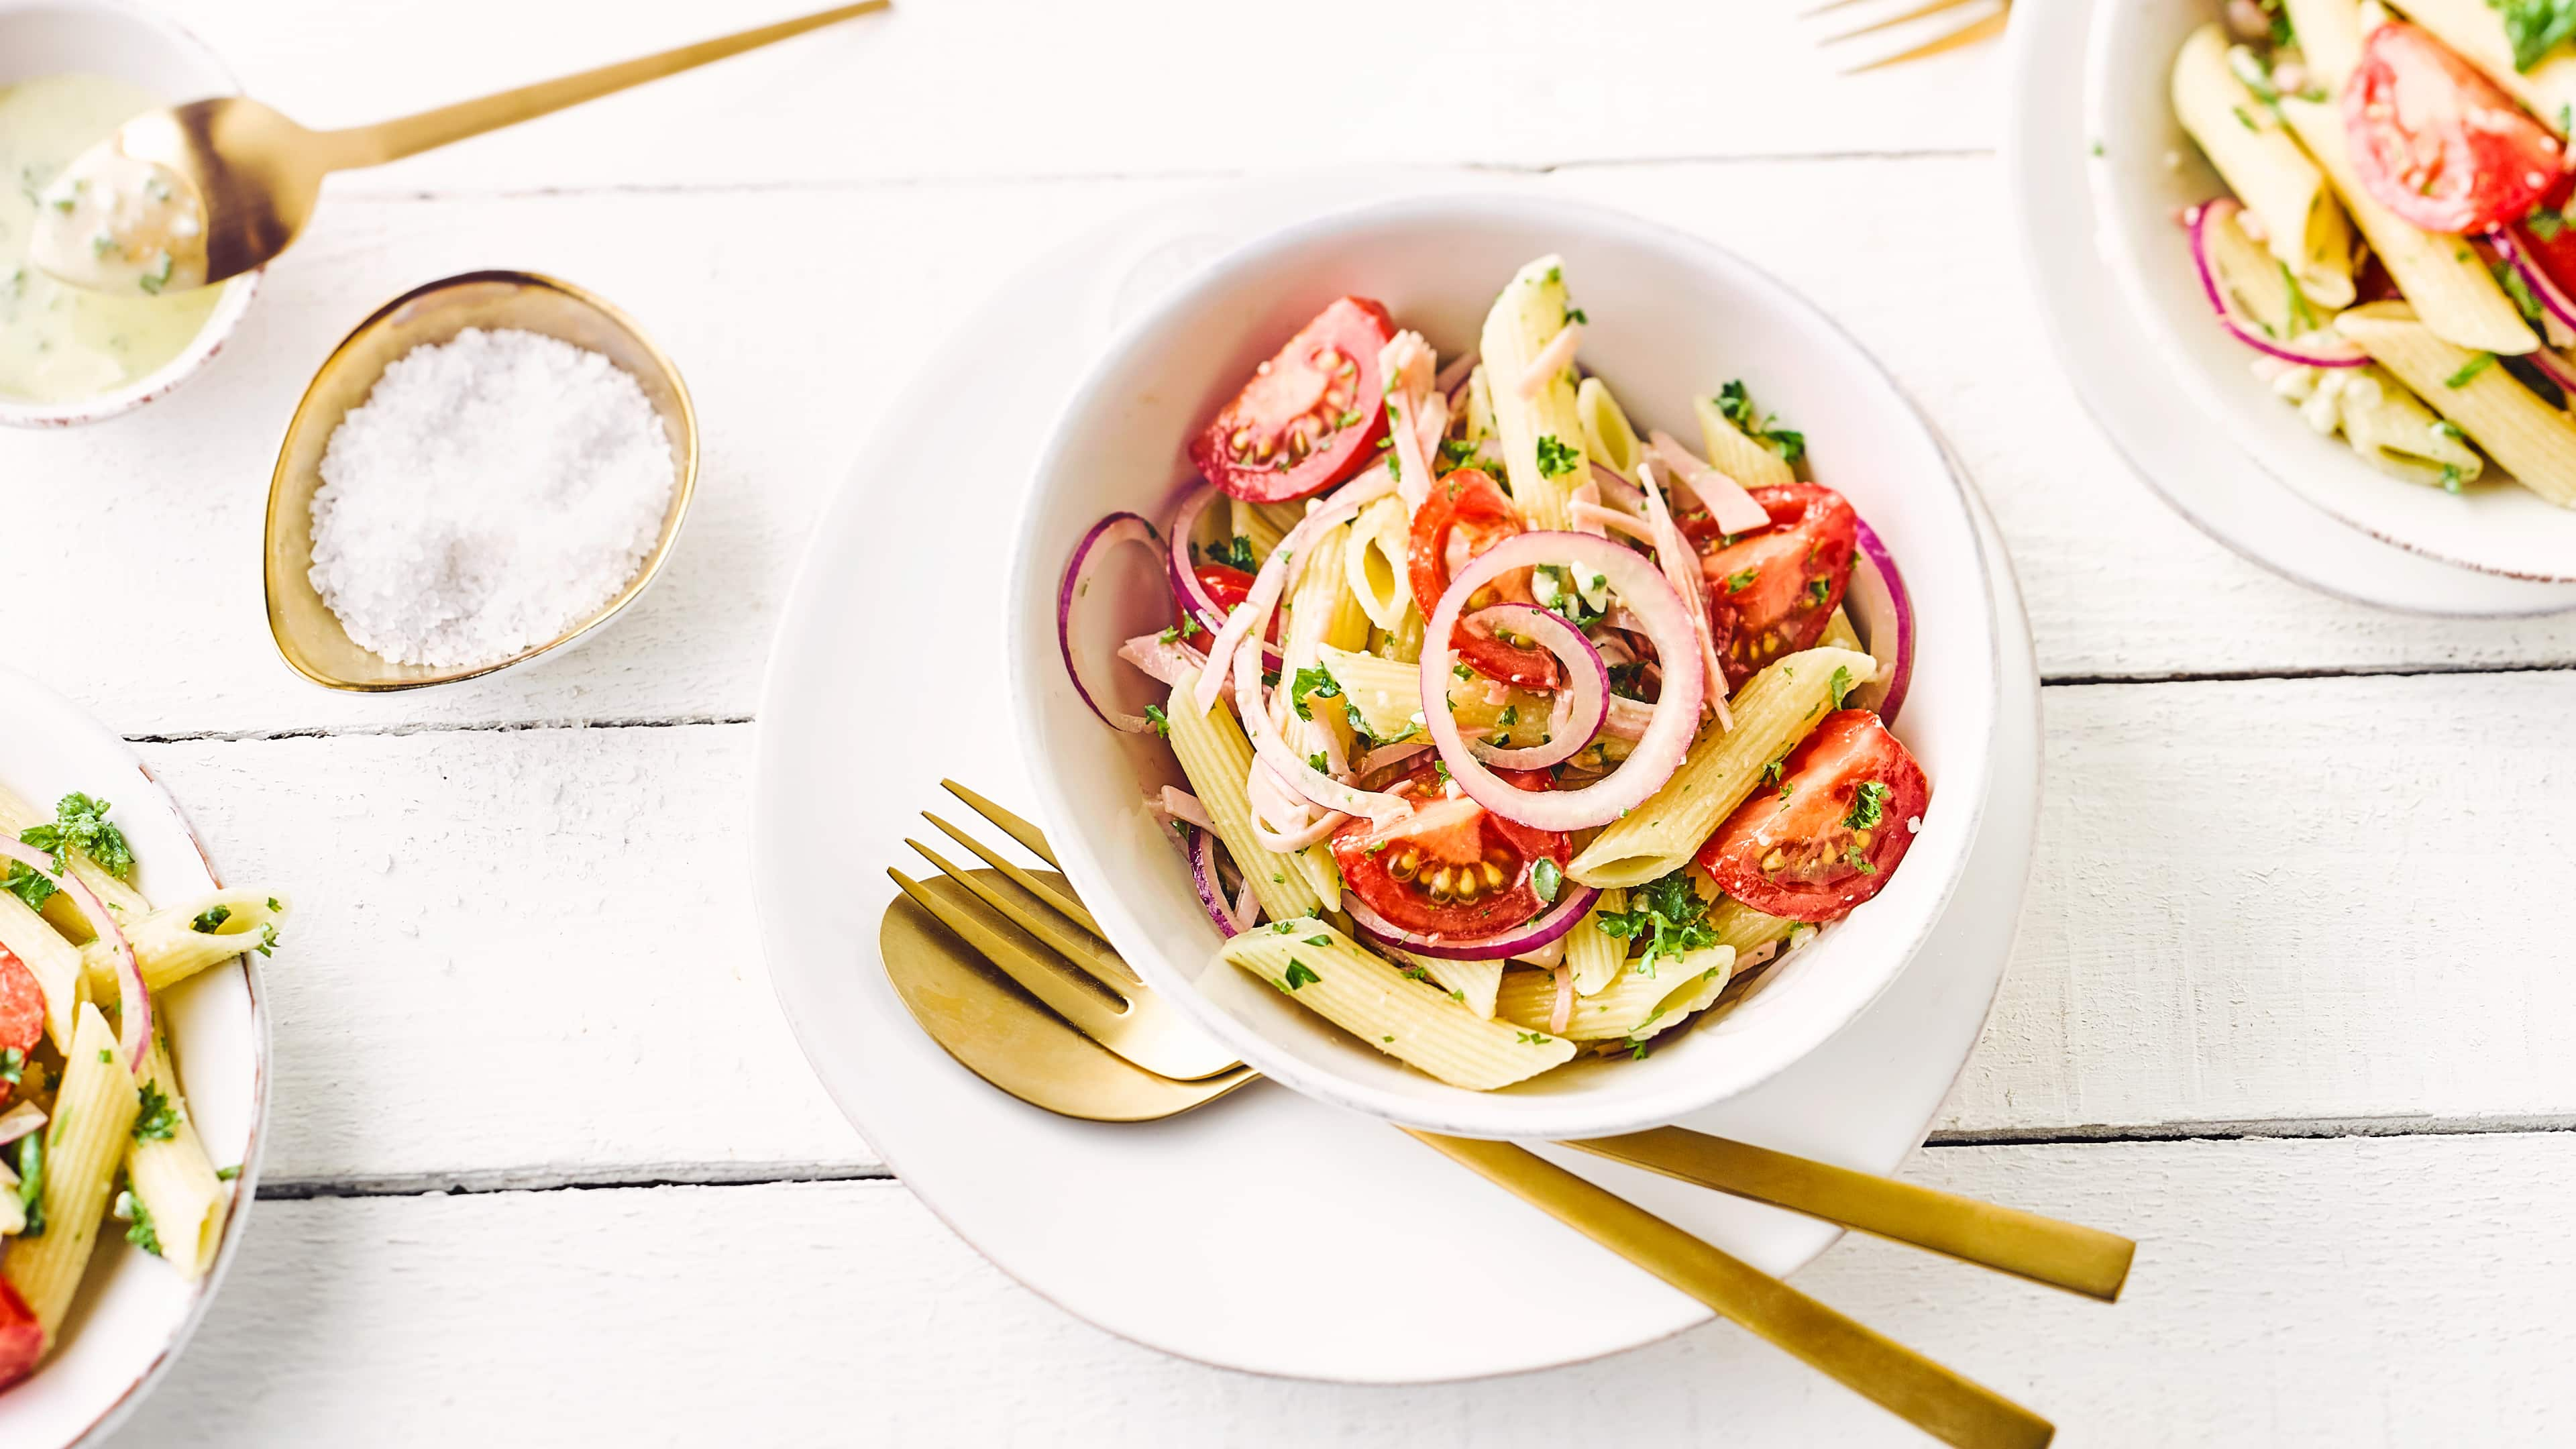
[0, 0, 259, 429]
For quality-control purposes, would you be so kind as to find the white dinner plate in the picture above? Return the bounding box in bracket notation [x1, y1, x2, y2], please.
[749, 189, 2043, 1382]
[0, 666, 266, 1448]
[2004, 0, 2576, 614]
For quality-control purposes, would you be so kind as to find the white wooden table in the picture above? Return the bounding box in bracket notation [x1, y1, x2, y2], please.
[5, 1, 2571, 1441]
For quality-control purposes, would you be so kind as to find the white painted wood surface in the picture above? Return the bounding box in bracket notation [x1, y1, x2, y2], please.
[0, 0, 2558, 1440]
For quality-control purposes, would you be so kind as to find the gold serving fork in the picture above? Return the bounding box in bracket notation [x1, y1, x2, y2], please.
[882, 782, 2136, 1447]
[1806, 0, 2010, 72]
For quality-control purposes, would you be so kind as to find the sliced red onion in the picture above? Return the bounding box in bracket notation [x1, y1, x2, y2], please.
[1646, 431, 1770, 534]
[1638, 461, 1731, 733]
[1186, 826, 1255, 936]
[0, 1101, 42, 1148]
[1248, 763, 1350, 852]
[1420, 531, 1704, 832]
[1057, 512, 1164, 734]
[1342, 874, 1603, 961]
[2489, 226, 2576, 337]
[2521, 341, 2576, 394]
[1118, 631, 1208, 688]
[1603, 694, 1656, 741]
[1354, 740, 1434, 777]
[1159, 785, 1214, 832]
[1458, 604, 1607, 770]
[1165, 485, 1285, 671]
[1434, 349, 1480, 397]
[1193, 464, 1397, 717]
[0, 837, 145, 1073]
[1588, 462, 1646, 511]
[1236, 635, 1408, 820]
[2189, 198, 2367, 368]
[1845, 517, 1917, 724]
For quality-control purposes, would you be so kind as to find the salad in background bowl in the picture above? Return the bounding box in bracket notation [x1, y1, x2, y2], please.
[1010, 195, 2000, 1142]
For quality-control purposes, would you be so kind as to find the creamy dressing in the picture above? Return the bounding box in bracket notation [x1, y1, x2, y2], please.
[0, 74, 222, 403]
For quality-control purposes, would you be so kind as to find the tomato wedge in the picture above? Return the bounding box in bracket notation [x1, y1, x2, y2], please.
[1696, 484, 1859, 690]
[1330, 761, 1570, 938]
[2345, 22, 2566, 235]
[0, 948, 41, 1056]
[1695, 709, 1928, 923]
[1175, 563, 1260, 649]
[1189, 297, 1397, 502]
[1407, 469, 1558, 688]
[0, 1279, 38, 1389]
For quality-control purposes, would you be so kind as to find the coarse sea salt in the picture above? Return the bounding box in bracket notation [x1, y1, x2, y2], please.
[307, 327, 676, 669]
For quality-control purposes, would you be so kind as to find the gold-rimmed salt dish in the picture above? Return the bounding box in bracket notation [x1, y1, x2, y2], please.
[262, 269, 698, 692]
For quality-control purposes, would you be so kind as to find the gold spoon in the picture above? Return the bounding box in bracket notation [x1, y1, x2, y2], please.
[30, 0, 889, 296]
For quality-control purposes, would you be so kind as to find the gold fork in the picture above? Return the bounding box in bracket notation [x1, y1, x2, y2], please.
[1807, 0, 2009, 72]
[885, 791, 2080, 1448]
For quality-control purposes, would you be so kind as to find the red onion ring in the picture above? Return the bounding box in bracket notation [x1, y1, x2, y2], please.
[1419, 531, 1705, 832]
[1342, 873, 1603, 961]
[1164, 485, 1284, 672]
[1842, 517, 1917, 724]
[2489, 226, 2576, 337]
[1434, 350, 1480, 398]
[0, 1101, 42, 1148]
[2188, 199, 2367, 368]
[1193, 464, 1397, 718]
[1118, 631, 1208, 688]
[1458, 604, 1607, 770]
[1057, 512, 1165, 734]
[2520, 341, 2576, 394]
[0, 837, 145, 1073]
[1234, 635, 1407, 820]
[1587, 462, 1645, 511]
[1186, 826, 1255, 936]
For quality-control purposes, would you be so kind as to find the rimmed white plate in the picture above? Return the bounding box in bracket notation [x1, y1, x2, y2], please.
[2006, 0, 2576, 614]
[749, 191, 2043, 1382]
[0, 667, 266, 1448]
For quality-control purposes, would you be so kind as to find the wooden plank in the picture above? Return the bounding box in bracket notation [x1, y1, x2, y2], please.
[107, 1133, 2576, 1444]
[176, 0, 1997, 193]
[9, 164, 2573, 742]
[106, 668, 2576, 1186]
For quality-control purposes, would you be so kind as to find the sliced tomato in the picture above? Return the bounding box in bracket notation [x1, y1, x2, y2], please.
[1330, 761, 1570, 939]
[1189, 297, 1397, 502]
[0, 948, 42, 1058]
[0, 1279, 38, 1389]
[1175, 563, 1260, 649]
[1697, 709, 1928, 923]
[1696, 484, 1859, 690]
[1406, 469, 1558, 688]
[2345, 22, 2566, 235]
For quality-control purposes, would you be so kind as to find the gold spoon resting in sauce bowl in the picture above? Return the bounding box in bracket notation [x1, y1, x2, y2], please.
[29, 0, 889, 297]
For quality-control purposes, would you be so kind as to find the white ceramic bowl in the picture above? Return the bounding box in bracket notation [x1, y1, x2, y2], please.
[2086, 0, 2576, 582]
[0, 665, 266, 1448]
[0, 0, 260, 429]
[1008, 195, 2001, 1141]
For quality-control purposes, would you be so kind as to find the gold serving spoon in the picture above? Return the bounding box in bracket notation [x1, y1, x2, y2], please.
[29, 0, 889, 296]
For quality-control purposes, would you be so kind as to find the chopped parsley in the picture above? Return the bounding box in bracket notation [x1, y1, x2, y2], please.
[0, 1049, 16, 1087]
[1437, 437, 1482, 472]
[255, 923, 280, 957]
[2446, 352, 2498, 388]
[1529, 859, 1562, 906]
[2434, 419, 2467, 443]
[2278, 263, 2320, 334]
[1564, 303, 1589, 325]
[119, 1186, 160, 1256]
[1515, 1031, 1553, 1045]
[1205, 534, 1257, 572]
[1303, 934, 1332, 947]
[134, 1082, 180, 1142]
[1288, 665, 1343, 721]
[1497, 704, 1519, 727]
[1281, 959, 1320, 991]
[1843, 843, 1879, 875]
[13, 1133, 42, 1238]
[1714, 380, 1805, 462]
[2441, 462, 2466, 494]
[193, 904, 233, 933]
[1724, 567, 1758, 593]
[1593, 869, 1717, 977]
[1843, 780, 1891, 832]
[1142, 703, 1171, 739]
[1308, 751, 1330, 774]
[1805, 577, 1830, 607]
[216, 1165, 239, 1181]
[1760, 756, 1787, 788]
[5, 792, 136, 910]
[2495, 259, 2548, 326]
[1829, 665, 1856, 709]
[2491, 0, 2576, 70]
[1534, 433, 1582, 478]
[137, 250, 174, 296]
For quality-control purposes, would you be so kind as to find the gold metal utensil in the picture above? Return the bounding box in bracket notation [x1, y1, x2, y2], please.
[1807, 0, 2008, 72]
[41, 0, 889, 292]
[263, 270, 698, 692]
[917, 780, 2135, 1301]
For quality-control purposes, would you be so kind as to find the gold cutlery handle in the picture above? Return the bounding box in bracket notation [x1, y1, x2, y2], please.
[332, 0, 890, 168]
[1409, 1132, 2053, 1449]
[1570, 1127, 2135, 1302]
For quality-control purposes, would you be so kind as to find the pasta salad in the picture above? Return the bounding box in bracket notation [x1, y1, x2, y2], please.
[0, 785, 288, 1388]
[1055, 253, 1931, 1091]
[2169, 0, 2576, 506]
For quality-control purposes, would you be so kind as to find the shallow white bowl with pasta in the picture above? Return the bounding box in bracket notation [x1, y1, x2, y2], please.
[2086, 0, 2576, 582]
[1008, 195, 2002, 1142]
[0, 667, 264, 1448]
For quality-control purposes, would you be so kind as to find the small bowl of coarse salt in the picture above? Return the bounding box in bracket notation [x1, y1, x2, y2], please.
[262, 270, 698, 691]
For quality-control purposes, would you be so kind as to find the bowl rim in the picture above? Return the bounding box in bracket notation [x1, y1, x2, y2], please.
[259, 268, 702, 692]
[0, 0, 264, 431]
[1006, 191, 2002, 1140]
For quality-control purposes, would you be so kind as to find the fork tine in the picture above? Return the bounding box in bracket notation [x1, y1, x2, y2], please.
[1820, 0, 1981, 44]
[905, 837, 1140, 991]
[922, 810, 1102, 937]
[1838, 4, 2004, 71]
[885, 867, 1134, 1040]
[941, 779, 1059, 868]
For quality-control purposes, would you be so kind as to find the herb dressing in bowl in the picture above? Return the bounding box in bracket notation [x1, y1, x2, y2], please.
[0, 73, 222, 404]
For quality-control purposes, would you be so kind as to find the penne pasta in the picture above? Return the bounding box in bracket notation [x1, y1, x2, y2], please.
[1222, 920, 1576, 1089]
[2335, 301, 2576, 504]
[78, 890, 290, 1002]
[1819, 606, 1862, 653]
[1318, 644, 1537, 746]
[1564, 888, 1629, 996]
[2262, 358, 2489, 487]
[2277, 95, 2536, 354]
[1413, 953, 1505, 1020]
[1478, 256, 1589, 530]
[1342, 495, 1417, 633]
[1164, 671, 1326, 924]
[4, 1004, 141, 1344]
[1231, 496, 1287, 564]
[1497, 944, 1735, 1041]
[1576, 376, 1644, 482]
[2282, 0, 2364, 91]
[1692, 392, 1798, 490]
[0, 892, 83, 1055]
[2392, 0, 2576, 133]
[1570, 647, 1878, 888]
[0, 787, 148, 943]
[125, 1032, 227, 1280]
[2173, 24, 2361, 309]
